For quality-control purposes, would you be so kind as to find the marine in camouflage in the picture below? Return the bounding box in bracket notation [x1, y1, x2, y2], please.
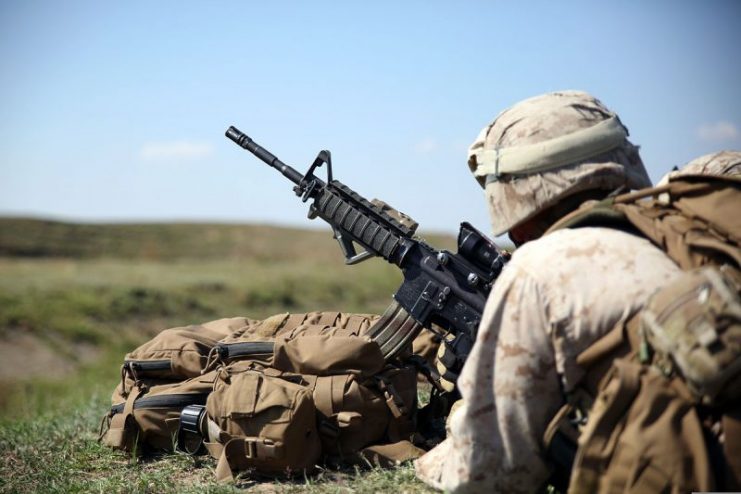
[414, 228, 681, 493]
[415, 90, 671, 492]
[467, 90, 651, 236]
[658, 150, 741, 185]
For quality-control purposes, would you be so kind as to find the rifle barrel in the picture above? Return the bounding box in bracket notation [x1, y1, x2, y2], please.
[226, 126, 304, 185]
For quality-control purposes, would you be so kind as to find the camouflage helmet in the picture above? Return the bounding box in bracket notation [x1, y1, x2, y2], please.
[658, 150, 741, 185]
[468, 90, 652, 236]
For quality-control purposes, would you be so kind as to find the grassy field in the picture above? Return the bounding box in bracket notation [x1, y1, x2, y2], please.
[0, 218, 450, 493]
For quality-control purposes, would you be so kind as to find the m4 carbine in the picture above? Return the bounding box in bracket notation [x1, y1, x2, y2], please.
[226, 126, 507, 386]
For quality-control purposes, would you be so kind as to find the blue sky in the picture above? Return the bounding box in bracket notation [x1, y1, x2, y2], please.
[1, 0, 739, 236]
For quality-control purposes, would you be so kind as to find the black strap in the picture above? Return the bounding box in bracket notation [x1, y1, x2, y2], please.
[217, 341, 275, 360]
[177, 404, 207, 455]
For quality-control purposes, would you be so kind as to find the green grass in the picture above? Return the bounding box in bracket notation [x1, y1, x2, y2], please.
[0, 381, 433, 493]
[0, 218, 447, 492]
[0, 258, 401, 336]
[0, 218, 455, 262]
[0, 313, 433, 492]
[0, 255, 404, 414]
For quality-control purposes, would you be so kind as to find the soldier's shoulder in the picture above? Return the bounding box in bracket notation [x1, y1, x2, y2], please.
[510, 227, 667, 277]
[518, 226, 648, 255]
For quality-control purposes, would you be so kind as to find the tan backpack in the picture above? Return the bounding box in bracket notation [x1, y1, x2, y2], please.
[544, 175, 741, 493]
[114, 317, 254, 399]
[218, 311, 380, 344]
[101, 312, 374, 456]
[102, 311, 422, 482]
[193, 324, 419, 481]
[102, 370, 219, 453]
[550, 175, 741, 269]
[270, 326, 417, 456]
[201, 361, 322, 481]
[205, 311, 381, 370]
[101, 317, 255, 453]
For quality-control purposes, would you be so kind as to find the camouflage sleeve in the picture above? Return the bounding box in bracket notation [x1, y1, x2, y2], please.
[415, 262, 562, 493]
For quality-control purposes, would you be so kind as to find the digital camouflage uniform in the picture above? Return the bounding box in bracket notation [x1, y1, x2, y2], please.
[415, 91, 666, 493]
[414, 228, 681, 492]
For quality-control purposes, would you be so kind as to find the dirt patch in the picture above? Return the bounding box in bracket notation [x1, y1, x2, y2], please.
[0, 331, 99, 381]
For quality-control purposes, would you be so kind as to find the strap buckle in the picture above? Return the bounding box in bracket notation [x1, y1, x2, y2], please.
[244, 439, 258, 459]
[377, 378, 408, 418]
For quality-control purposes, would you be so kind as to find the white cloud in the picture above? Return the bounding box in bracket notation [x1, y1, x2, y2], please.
[414, 138, 438, 154]
[140, 140, 213, 161]
[697, 121, 739, 142]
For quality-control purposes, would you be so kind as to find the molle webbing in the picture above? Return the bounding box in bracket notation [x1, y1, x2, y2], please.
[207, 435, 286, 483]
[315, 311, 340, 325]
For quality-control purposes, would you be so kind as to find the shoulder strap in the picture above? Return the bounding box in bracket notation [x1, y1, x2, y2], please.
[545, 197, 631, 234]
[547, 176, 741, 270]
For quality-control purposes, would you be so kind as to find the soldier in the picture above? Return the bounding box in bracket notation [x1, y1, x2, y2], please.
[414, 90, 683, 492]
[658, 150, 741, 185]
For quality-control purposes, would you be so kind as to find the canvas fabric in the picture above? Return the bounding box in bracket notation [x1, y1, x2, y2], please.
[219, 311, 380, 344]
[345, 440, 426, 468]
[102, 370, 218, 453]
[197, 312, 381, 375]
[107, 316, 255, 441]
[115, 317, 254, 399]
[103, 310, 421, 482]
[568, 358, 714, 494]
[411, 327, 442, 367]
[642, 266, 741, 406]
[272, 328, 386, 378]
[204, 331, 418, 475]
[270, 323, 418, 453]
[545, 288, 741, 493]
[549, 175, 741, 270]
[204, 361, 322, 481]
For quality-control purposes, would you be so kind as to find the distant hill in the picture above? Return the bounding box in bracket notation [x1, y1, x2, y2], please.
[0, 217, 456, 262]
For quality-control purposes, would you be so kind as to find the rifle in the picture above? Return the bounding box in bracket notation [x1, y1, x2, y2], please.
[225, 126, 507, 385]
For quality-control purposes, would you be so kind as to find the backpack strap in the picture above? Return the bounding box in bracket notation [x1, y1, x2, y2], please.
[546, 198, 628, 234]
[542, 311, 643, 489]
[353, 440, 425, 467]
[567, 359, 644, 493]
[206, 435, 285, 483]
[722, 407, 741, 490]
[199, 416, 286, 483]
[313, 375, 335, 418]
[376, 376, 408, 419]
[101, 386, 142, 450]
[547, 177, 741, 270]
